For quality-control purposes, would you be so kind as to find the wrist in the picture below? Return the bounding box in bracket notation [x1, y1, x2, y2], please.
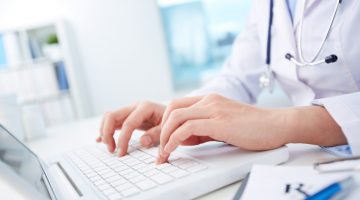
[260, 108, 294, 148]
[269, 108, 298, 146]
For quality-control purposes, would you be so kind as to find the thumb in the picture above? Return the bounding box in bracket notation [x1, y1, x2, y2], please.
[140, 125, 161, 148]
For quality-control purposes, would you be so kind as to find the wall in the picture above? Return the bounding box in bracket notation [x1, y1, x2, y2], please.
[61, 0, 174, 114]
[0, 0, 174, 115]
[0, 0, 291, 117]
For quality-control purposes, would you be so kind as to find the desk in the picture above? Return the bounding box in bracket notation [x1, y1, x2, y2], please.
[14, 117, 338, 199]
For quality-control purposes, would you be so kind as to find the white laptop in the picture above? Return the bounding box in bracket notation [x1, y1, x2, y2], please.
[0, 123, 289, 200]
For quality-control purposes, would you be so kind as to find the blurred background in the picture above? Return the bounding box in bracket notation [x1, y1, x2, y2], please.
[0, 0, 290, 142]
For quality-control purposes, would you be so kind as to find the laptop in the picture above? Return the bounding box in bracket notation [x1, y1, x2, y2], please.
[0, 123, 289, 200]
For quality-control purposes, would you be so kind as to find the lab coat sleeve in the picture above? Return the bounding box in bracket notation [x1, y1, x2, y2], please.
[189, 1, 265, 104]
[313, 92, 360, 156]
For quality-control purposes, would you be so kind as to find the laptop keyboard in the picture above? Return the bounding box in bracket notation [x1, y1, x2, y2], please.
[66, 141, 208, 200]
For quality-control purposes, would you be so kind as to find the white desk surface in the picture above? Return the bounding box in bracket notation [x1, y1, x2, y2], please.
[5, 117, 338, 200]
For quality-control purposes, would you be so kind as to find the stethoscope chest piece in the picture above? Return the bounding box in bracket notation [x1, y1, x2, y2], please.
[259, 69, 275, 93]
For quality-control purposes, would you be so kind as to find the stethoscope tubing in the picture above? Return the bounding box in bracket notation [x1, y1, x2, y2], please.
[266, 0, 341, 67]
[297, 0, 342, 64]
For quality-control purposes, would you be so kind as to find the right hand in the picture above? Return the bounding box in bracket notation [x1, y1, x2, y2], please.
[97, 101, 165, 156]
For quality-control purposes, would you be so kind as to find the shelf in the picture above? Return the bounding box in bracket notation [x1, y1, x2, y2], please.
[0, 57, 58, 73]
[19, 90, 70, 105]
[1, 20, 91, 128]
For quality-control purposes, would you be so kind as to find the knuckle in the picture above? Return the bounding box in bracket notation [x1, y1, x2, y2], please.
[206, 93, 221, 101]
[184, 121, 194, 130]
[172, 134, 182, 143]
[169, 109, 181, 121]
[122, 120, 135, 130]
[104, 111, 114, 119]
[139, 100, 153, 108]
[167, 100, 178, 111]
[105, 112, 116, 120]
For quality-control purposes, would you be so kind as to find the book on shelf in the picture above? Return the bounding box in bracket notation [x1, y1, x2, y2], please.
[55, 61, 70, 90]
[0, 34, 7, 68]
[2, 32, 25, 67]
[28, 37, 44, 59]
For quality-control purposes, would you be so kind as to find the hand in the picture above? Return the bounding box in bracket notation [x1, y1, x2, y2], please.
[97, 101, 165, 156]
[157, 94, 290, 163]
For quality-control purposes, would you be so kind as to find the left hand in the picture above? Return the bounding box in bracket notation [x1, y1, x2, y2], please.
[157, 94, 290, 163]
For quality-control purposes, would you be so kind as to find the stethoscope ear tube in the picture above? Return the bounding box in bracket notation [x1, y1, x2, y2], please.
[325, 55, 338, 63]
[285, 53, 337, 67]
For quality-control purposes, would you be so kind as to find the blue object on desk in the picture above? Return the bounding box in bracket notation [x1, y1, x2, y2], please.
[305, 176, 355, 200]
[321, 145, 352, 158]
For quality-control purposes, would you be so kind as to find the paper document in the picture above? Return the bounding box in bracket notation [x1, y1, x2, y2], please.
[241, 165, 360, 200]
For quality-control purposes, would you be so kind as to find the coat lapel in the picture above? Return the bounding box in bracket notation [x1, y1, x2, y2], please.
[273, 0, 315, 105]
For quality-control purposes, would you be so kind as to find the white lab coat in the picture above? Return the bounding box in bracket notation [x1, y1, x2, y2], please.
[191, 0, 360, 155]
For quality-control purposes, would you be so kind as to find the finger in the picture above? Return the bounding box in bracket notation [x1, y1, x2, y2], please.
[140, 125, 161, 148]
[157, 120, 210, 164]
[101, 106, 135, 152]
[160, 106, 209, 152]
[161, 96, 203, 127]
[117, 103, 157, 156]
[97, 112, 109, 143]
[180, 136, 213, 146]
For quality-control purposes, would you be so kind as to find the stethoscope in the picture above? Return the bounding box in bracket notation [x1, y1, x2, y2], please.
[260, 0, 343, 91]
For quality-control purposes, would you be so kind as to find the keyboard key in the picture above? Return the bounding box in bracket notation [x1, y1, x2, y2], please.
[89, 175, 102, 182]
[123, 172, 140, 179]
[113, 165, 129, 172]
[107, 175, 122, 183]
[67, 140, 208, 199]
[129, 175, 146, 183]
[109, 178, 128, 187]
[144, 169, 160, 177]
[85, 171, 97, 178]
[177, 161, 197, 170]
[126, 159, 142, 167]
[130, 150, 146, 158]
[170, 169, 189, 178]
[101, 171, 117, 179]
[150, 173, 173, 184]
[103, 188, 117, 196]
[94, 179, 107, 187]
[140, 148, 158, 157]
[187, 164, 207, 173]
[137, 166, 154, 173]
[137, 154, 152, 161]
[171, 159, 189, 166]
[117, 155, 132, 162]
[115, 183, 133, 191]
[118, 168, 134, 176]
[132, 163, 147, 171]
[97, 183, 112, 191]
[143, 157, 156, 164]
[108, 193, 122, 200]
[136, 179, 157, 191]
[160, 165, 178, 173]
[121, 187, 140, 197]
[155, 163, 172, 170]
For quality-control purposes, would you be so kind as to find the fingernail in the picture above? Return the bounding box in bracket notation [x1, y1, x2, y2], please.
[141, 135, 152, 147]
[159, 148, 168, 158]
[156, 156, 165, 165]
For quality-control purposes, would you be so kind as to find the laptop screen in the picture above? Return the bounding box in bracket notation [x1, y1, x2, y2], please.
[0, 124, 50, 199]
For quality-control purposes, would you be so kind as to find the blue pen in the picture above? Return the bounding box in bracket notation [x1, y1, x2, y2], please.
[306, 176, 355, 200]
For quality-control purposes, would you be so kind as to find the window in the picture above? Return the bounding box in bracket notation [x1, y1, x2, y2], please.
[158, 0, 252, 90]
